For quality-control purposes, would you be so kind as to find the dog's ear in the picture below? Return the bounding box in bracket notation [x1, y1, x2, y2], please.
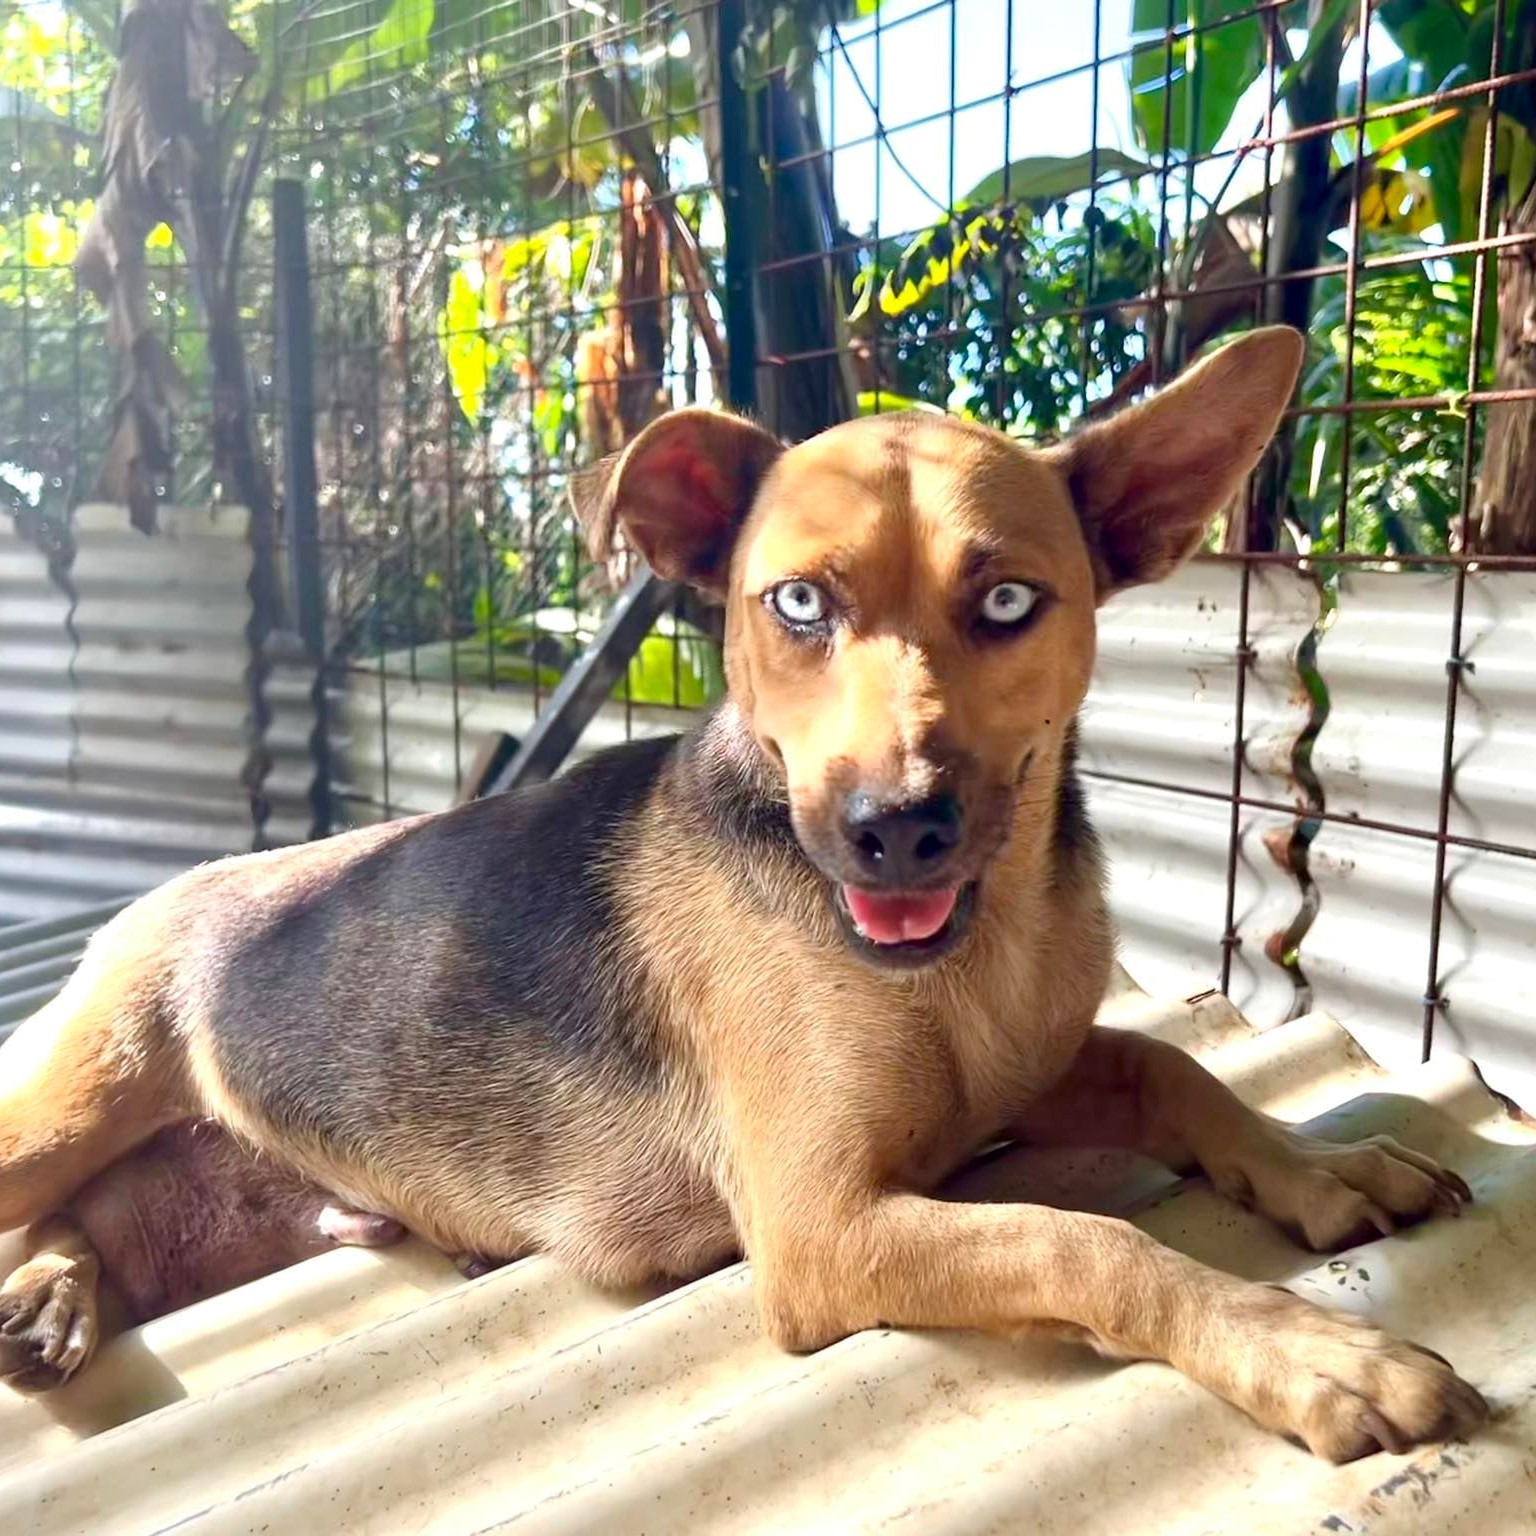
[569, 409, 783, 592]
[1054, 326, 1304, 601]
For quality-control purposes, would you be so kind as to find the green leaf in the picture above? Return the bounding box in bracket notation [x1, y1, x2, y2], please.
[857, 390, 943, 416]
[1377, 0, 1470, 95]
[865, 212, 1001, 318]
[22, 209, 79, 267]
[1128, 0, 1265, 158]
[1339, 59, 1424, 120]
[327, 0, 435, 95]
[961, 150, 1151, 210]
[619, 625, 724, 708]
[1456, 112, 1536, 239]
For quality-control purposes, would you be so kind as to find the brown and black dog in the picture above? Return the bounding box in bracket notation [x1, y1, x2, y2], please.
[0, 326, 1487, 1461]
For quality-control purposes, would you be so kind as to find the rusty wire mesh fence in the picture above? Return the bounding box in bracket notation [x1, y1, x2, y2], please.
[2, 0, 1535, 1078]
[264, 0, 734, 820]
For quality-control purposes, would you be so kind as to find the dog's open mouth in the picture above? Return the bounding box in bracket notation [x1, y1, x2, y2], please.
[834, 881, 975, 967]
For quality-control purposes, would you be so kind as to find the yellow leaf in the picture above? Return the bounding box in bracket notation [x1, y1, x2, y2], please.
[440, 268, 492, 424]
[1459, 112, 1536, 234]
[1360, 169, 1434, 235]
[22, 211, 76, 268]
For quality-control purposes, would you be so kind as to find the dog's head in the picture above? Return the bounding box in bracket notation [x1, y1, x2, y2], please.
[575, 327, 1303, 969]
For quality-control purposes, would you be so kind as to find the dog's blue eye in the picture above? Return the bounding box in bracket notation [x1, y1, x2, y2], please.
[980, 582, 1037, 626]
[771, 580, 828, 627]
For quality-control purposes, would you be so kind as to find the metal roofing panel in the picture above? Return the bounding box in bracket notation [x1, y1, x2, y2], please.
[331, 670, 700, 823]
[1309, 570, 1536, 1109]
[2, 982, 1531, 1534]
[0, 504, 326, 917]
[0, 513, 72, 790]
[1079, 563, 1320, 1028]
[0, 900, 131, 1043]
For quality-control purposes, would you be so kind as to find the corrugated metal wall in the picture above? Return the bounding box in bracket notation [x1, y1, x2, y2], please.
[0, 506, 314, 922]
[1307, 571, 1536, 1101]
[0, 899, 130, 1046]
[1079, 563, 1320, 1033]
[1083, 565, 1536, 1111]
[330, 673, 691, 826]
[0, 508, 75, 912]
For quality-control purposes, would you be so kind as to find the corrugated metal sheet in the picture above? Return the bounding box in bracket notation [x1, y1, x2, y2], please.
[1079, 562, 1321, 1030]
[261, 631, 327, 849]
[0, 510, 76, 922]
[0, 505, 322, 919]
[2, 980, 1532, 1534]
[0, 899, 131, 1044]
[331, 670, 697, 823]
[1307, 571, 1536, 1109]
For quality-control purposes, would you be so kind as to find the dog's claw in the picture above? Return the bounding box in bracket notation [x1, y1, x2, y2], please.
[0, 1268, 97, 1395]
[1358, 1405, 1408, 1457]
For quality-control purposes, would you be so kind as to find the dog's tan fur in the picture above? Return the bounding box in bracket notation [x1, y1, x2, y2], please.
[0, 328, 1487, 1462]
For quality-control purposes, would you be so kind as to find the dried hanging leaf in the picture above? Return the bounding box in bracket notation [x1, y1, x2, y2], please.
[74, 0, 255, 531]
[616, 169, 669, 443]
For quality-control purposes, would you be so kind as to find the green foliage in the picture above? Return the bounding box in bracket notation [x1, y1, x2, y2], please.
[445, 607, 725, 707]
[1292, 257, 1473, 555]
[440, 268, 497, 426]
[1128, 0, 1267, 157]
[853, 201, 1159, 436]
[326, 0, 435, 93]
[857, 390, 941, 416]
[960, 150, 1152, 210]
[1362, 2, 1536, 241]
[851, 153, 1152, 326]
[1126, 0, 1352, 160]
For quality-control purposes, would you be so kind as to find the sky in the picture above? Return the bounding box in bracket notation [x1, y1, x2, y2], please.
[815, 0, 1402, 244]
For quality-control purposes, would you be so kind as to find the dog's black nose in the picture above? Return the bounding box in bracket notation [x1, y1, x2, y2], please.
[841, 792, 963, 886]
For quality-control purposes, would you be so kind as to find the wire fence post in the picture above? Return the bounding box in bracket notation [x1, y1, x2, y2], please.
[274, 177, 334, 839]
[717, 0, 759, 417]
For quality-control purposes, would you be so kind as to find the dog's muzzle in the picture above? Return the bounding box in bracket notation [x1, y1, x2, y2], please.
[817, 787, 969, 964]
[839, 790, 964, 889]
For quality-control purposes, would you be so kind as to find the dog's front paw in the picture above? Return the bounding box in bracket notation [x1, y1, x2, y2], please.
[0, 1260, 98, 1394]
[1209, 1286, 1486, 1462]
[1213, 1130, 1472, 1251]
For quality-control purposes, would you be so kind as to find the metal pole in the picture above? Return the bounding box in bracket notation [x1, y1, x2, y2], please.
[717, 0, 759, 415]
[273, 177, 333, 838]
[274, 179, 324, 659]
[483, 571, 680, 795]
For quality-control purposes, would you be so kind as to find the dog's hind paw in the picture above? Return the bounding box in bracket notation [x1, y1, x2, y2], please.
[317, 1203, 407, 1249]
[0, 1260, 98, 1394]
[453, 1252, 507, 1280]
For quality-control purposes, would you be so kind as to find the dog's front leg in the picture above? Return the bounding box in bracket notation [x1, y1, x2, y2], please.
[748, 1190, 1484, 1462]
[1014, 1026, 1472, 1251]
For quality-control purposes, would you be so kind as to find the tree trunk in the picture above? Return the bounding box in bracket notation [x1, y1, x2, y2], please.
[1469, 178, 1536, 554]
[1225, 0, 1346, 552]
[685, 9, 857, 440]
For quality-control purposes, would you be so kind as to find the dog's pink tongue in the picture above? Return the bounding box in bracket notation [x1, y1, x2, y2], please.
[843, 885, 959, 945]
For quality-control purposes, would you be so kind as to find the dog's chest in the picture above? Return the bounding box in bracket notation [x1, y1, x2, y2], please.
[924, 948, 1093, 1111]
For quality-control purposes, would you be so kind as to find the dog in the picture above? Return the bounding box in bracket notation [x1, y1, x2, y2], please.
[0, 326, 1487, 1461]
